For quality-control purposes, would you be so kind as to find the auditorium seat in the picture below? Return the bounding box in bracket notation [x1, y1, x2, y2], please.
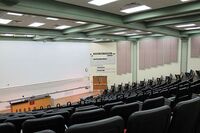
[103, 101, 124, 116]
[22, 115, 65, 133]
[75, 105, 99, 112]
[110, 101, 140, 128]
[66, 116, 124, 133]
[127, 105, 171, 133]
[5, 115, 35, 133]
[168, 97, 200, 133]
[142, 96, 165, 110]
[34, 129, 56, 133]
[0, 122, 17, 133]
[69, 108, 106, 126]
[42, 110, 70, 126]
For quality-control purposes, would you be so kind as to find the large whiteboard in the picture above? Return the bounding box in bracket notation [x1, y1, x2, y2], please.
[0, 41, 90, 89]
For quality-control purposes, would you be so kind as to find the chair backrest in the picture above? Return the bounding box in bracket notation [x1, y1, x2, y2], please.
[69, 108, 106, 126]
[75, 105, 99, 112]
[103, 101, 124, 116]
[142, 96, 165, 110]
[5, 115, 35, 133]
[66, 116, 124, 133]
[127, 105, 171, 133]
[34, 129, 56, 133]
[110, 102, 140, 128]
[0, 122, 17, 133]
[22, 115, 65, 133]
[168, 97, 200, 133]
[42, 110, 70, 126]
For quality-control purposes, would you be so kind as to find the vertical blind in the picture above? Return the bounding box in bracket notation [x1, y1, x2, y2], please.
[117, 41, 131, 75]
[191, 35, 200, 58]
[139, 37, 179, 70]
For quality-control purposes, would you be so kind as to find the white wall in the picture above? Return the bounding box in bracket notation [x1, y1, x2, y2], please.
[187, 38, 200, 71]
[0, 41, 91, 110]
[137, 39, 181, 81]
[0, 41, 90, 88]
[89, 42, 132, 88]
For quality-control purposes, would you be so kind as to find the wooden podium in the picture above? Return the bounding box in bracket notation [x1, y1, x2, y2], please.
[10, 95, 52, 113]
[93, 76, 107, 91]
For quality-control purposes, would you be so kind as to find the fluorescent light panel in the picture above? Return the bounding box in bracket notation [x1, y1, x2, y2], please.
[185, 27, 200, 30]
[7, 12, 23, 16]
[28, 22, 45, 27]
[55, 25, 71, 29]
[76, 21, 87, 24]
[0, 18, 12, 24]
[113, 31, 126, 35]
[0, 33, 14, 37]
[88, 0, 118, 6]
[175, 23, 196, 28]
[46, 17, 59, 20]
[121, 5, 151, 14]
[180, 0, 191, 2]
[126, 33, 138, 36]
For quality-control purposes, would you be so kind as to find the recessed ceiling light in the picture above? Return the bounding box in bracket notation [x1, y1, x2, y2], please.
[126, 33, 138, 36]
[146, 32, 152, 34]
[46, 17, 59, 21]
[0, 33, 14, 37]
[28, 22, 45, 27]
[175, 24, 196, 28]
[26, 35, 35, 37]
[76, 21, 87, 24]
[0, 18, 12, 24]
[180, 0, 191, 2]
[88, 0, 118, 6]
[7, 12, 23, 16]
[113, 32, 126, 35]
[55, 25, 71, 30]
[121, 5, 151, 14]
[185, 27, 200, 30]
[135, 30, 142, 32]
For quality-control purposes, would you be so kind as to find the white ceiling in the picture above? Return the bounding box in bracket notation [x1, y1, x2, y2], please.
[56, 0, 185, 15]
[0, 11, 84, 30]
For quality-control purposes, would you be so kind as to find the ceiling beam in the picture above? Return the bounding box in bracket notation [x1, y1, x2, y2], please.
[63, 24, 104, 34]
[0, 25, 63, 36]
[124, 1, 200, 23]
[147, 14, 200, 27]
[181, 29, 200, 35]
[87, 27, 127, 35]
[88, 34, 127, 40]
[0, 0, 181, 37]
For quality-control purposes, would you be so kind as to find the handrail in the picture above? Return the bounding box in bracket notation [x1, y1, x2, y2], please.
[0, 86, 90, 104]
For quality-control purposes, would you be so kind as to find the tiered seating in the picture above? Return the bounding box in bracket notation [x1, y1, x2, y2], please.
[0, 70, 199, 133]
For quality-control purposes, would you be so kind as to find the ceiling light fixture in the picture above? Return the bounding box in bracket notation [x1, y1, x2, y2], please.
[28, 22, 45, 27]
[7, 12, 23, 16]
[88, 0, 118, 6]
[126, 33, 138, 36]
[180, 0, 192, 2]
[46, 17, 59, 20]
[113, 32, 126, 35]
[175, 23, 196, 28]
[121, 5, 151, 14]
[0, 33, 14, 37]
[76, 21, 87, 24]
[185, 27, 200, 30]
[0, 18, 12, 24]
[55, 25, 71, 30]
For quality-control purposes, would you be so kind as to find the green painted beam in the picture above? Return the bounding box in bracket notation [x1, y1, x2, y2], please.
[181, 29, 200, 35]
[87, 27, 127, 35]
[0, 0, 181, 37]
[0, 25, 62, 36]
[147, 14, 200, 27]
[33, 35, 53, 40]
[63, 24, 104, 34]
[89, 34, 127, 40]
[124, 1, 200, 23]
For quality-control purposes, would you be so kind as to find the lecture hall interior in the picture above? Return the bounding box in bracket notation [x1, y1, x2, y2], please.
[0, 0, 200, 133]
